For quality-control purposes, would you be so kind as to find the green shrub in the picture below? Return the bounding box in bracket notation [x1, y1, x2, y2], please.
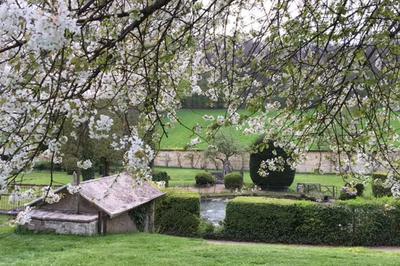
[249, 138, 295, 191]
[82, 168, 95, 181]
[155, 190, 200, 236]
[224, 173, 243, 190]
[33, 160, 62, 171]
[355, 183, 365, 196]
[372, 173, 392, 197]
[224, 197, 400, 246]
[198, 219, 216, 238]
[152, 171, 171, 187]
[339, 185, 358, 200]
[195, 172, 215, 186]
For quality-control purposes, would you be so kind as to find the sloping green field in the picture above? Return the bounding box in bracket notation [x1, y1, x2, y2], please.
[160, 109, 257, 150]
[160, 109, 400, 151]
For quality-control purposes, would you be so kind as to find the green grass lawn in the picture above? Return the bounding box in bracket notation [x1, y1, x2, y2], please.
[156, 166, 345, 188]
[0, 225, 399, 265]
[160, 108, 400, 151]
[13, 171, 73, 185]
[0, 172, 72, 210]
[156, 167, 373, 197]
[0, 215, 10, 227]
[2, 169, 371, 202]
[160, 109, 257, 150]
[4, 169, 361, 193]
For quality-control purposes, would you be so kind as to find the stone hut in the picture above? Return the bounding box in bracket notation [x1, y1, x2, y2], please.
[24, 172, 165, 236]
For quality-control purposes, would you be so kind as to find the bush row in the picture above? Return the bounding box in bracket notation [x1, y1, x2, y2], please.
[152, 171, 171, 187]
[224, 197, 400, 246]
[224, 173, 243, 190]
[195, 172, 215, 186]
[155, 189, 200, 236]
[372, 173, 392, 197]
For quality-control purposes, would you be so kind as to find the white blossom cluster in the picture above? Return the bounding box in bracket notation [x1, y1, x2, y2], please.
[0, 0, 78, 53]
[391, 183, 400, 199]
[77, 160, 93, 170]
[67, 184, 81, 194]
[243, 115, 267, 135]
[14, 206, 33, 226]
[216, 116, 225, 126]
[8, 187, 37, 205]
[341, 186, 358, 196]
[89, 115, 114, 140]
[155, 181, 166, 189]
[257, 156, 289, 177]
[203, 115, 215, 121]
[124, 134, 154, 180]
[41, 187, 61, 204]
[188, 137, 201, 147]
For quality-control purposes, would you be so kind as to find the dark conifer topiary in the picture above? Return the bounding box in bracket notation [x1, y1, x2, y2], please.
[249, 138, 295, 191]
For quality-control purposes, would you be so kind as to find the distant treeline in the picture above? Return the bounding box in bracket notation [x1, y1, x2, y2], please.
[181, 95, 225, 109]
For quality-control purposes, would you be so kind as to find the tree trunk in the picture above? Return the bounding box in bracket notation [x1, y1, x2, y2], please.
[100, 157, 110, 176]
[223, 160, 232, 176]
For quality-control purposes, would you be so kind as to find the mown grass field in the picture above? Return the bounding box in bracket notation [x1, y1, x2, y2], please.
[0, 222, 400, 266]
[11, 169, 349, 190]
[160, 109, 400, 151]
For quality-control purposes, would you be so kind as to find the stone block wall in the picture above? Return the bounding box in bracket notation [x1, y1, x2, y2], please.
[26, 219, 98, 236]
[154, 150, 338, 173]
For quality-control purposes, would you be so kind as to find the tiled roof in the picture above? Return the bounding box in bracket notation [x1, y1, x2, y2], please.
[78, 172, 164, 217]
[28, 172, 165, 218]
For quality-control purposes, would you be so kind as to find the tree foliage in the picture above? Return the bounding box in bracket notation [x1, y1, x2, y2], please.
[204, 132, 245, 175]
[0, 0, 399, 195]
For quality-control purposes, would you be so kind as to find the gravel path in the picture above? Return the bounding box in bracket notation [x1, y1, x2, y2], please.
[207, 240, 400, 252]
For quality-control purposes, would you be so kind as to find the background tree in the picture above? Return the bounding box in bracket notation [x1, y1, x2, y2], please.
[61, 109, 128, 178]
[204, 132, 245, 176]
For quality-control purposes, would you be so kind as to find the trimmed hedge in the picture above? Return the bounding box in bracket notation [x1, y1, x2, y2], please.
[224, 173, 243, 190]
[224, 197, 400, 246]
[152, 171, 171, 187]
[195, 172, 216, 186]
[155, 190, 200, 236]
[372, 173, 392, 197]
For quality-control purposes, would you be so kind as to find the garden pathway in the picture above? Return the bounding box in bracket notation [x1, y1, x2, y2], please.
[207, 240, 400, 252]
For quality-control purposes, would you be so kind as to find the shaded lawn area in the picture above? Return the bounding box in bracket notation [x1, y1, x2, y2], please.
[1, 229, 400, 266]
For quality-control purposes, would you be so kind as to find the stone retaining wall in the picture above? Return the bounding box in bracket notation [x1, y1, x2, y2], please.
[26, 219, 98, 236]
[154, 151, 338, 173]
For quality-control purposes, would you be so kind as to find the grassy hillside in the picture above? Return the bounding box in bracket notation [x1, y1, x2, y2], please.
[0, 224, 399, 265]
[159, 109, 400, 151]
[159, 109, 257, 150]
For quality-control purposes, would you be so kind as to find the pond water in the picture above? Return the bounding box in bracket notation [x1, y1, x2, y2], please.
[200, 197, 230, 226]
